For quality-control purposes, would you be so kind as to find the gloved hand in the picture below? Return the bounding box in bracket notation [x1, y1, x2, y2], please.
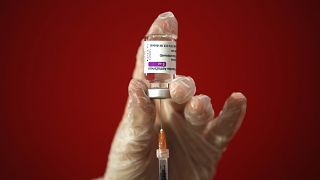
[103, 12, 247, 180]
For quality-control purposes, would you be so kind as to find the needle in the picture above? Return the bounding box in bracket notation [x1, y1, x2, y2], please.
[160, 99, 162, 129]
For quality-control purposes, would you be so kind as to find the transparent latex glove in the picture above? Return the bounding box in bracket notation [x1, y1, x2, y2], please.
[103, 12, 247, 180]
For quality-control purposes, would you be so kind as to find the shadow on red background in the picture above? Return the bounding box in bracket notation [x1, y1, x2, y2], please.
[1, 0, 319, 179]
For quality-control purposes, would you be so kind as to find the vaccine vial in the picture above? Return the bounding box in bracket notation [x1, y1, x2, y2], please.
[144, 34, 177, 98]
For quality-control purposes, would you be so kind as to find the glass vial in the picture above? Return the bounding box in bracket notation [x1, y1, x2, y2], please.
[144, 34, 177, 98]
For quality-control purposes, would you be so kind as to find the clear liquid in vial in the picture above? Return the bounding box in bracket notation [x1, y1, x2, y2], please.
[144, 34, 177, 89]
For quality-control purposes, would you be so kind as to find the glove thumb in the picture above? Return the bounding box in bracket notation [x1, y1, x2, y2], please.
[105, 79, 155, 179]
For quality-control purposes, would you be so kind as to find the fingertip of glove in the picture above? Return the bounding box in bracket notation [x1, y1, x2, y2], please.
[184, 95, 214, 126]
[231, 92, 247, 101]
[147, 11, 178, 37]
[223, 92, 247, 115]
[158, 11, 175, 19]
[228, 92, 247, 106]
[189, 95, 212, 113]
[170, 76, 196, 104]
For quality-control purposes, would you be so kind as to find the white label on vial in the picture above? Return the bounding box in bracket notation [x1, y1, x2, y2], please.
[144, 41, 176, 74]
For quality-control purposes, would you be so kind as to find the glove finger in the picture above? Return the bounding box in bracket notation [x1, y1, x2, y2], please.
[169, 76, 196, 105]
[105, 79, 156, 178]
[204, 92, 247, 151]
[146, 11, 178, 37]
[126, 79, 156, 140]
[184, 95, 214, 132]
[133, 11, 178, 80]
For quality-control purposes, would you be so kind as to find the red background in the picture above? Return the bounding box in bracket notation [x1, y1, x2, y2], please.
[1, 0, 319, 179]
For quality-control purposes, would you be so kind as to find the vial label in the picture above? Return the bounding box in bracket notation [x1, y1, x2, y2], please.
[144, 41, 176, 74]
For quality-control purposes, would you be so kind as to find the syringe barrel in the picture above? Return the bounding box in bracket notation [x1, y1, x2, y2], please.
[157, 149, 169, 180]
[159, 158, 168, 180]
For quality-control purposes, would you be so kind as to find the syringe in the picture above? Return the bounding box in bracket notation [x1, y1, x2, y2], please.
[157, 127, 169, 180]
